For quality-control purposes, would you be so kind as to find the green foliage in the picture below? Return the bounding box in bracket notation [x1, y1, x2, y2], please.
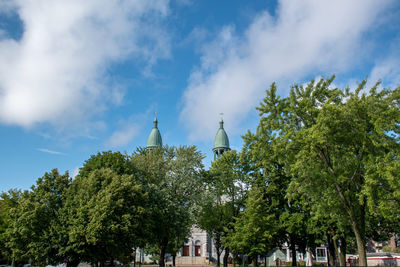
[242, 106, 313, 266]
[382, 245, 400, 253]
[78, 151, 134, 178]
[198, 150, 248, 266]
[5, 169, 72, 265]
[131, 145, 204, 266]
[254, 76, 400, 266]
[0, 190, 22, 263]
[65, 151, 148, 263]
[225, 183, 275, 258]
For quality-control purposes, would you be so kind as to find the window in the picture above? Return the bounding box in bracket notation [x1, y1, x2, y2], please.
[183, 245, 190, 256]
[195, 241, 201, 256]
[317, 248, 326, 257]
[316, 248, 327, 262]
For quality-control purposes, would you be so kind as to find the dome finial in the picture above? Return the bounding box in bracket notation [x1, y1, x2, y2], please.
[153, 112, 158, 128]
[219, 112, 224, 129]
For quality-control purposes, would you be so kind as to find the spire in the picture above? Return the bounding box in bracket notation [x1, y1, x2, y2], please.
[146, 116, 162, 149]
[213, 116, 230, 160]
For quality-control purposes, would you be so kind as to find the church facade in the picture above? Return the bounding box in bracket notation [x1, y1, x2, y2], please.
[145, 117, 231, 265]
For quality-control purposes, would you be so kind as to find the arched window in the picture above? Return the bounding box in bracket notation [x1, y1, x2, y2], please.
[195, 240, 201, 256]
[183, 244, 190, 256]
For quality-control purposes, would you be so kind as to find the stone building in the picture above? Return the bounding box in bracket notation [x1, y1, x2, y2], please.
[145, 116, 231, 265]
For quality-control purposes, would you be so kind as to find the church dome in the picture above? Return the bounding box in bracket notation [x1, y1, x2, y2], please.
[146, 117, 162, 149]
[213, 119, 230, 151]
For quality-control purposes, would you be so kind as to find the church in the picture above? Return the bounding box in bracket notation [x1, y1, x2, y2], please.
[144, 116, 231, 265]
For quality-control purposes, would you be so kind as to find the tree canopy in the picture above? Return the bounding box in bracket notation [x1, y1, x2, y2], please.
[254, 76, 400, 266]
[131, 146, 204, 267]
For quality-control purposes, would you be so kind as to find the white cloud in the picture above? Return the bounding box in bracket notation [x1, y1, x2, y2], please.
[0, 0, 170, 128]
[106, 124, 140, 148]
[37, 148, 66, 155]
[369, 42, 400, 90]
[104, 107, 156, 149]
[70, 166, 80, 179]
[180, 0, 396, 141]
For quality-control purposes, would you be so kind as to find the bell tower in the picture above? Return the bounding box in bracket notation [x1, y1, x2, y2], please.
[212, 118, 230, 160]
[146, 117, 162, 149]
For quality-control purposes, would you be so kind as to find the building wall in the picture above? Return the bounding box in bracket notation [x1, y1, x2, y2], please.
[174, 225, 228, 265]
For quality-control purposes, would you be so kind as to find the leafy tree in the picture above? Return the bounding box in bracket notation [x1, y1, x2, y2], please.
[78, 151, 135, 178]
[255, 76, 400, 266]
[242, 125, 312, 267]
[131, 146, 204, 267]
[225, 182, 276, 267]
[166, 231, 188, 267]
[5, 169, 72, 265]
[197, 182, 230, 267]
[198, 150, 248, 267]
[0, 190, 23, 264]
[66, 152, 148, 265]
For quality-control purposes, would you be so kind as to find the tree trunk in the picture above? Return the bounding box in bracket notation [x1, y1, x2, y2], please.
[217, 250, 222, 267]
[390, 233, 397, 251]
[345, 201, 367, 267]
[339, 236, 346, 267]
[215, 235, 222, 267]
[159, 237, 168, 267]
[327, 232, 336, 266]
[333, 235, 340, 266]
[290, 240, 297, 267]
[172, 253, 176, 267]
[353, 222, 367, 267]
[233, 252, 238, 267]
[264, 255, 267, 267]
[66, 260, 80, 267]
[251, 256, 256, 267]
[223, 247, 230, 267]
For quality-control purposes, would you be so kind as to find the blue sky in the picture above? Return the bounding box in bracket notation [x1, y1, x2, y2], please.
[0, 0, 399, 192]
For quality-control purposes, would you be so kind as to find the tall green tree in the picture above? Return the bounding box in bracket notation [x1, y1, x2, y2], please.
[66, 168, 147, 264]
[242, 125, 312, 267]
[225, 182, 276, 267]
[131, 146, 204, 267]
[256, 76, 400, 266]
[197, 182, 231, 267]
[65, 151, 147, 265]
[0, 190, 23, 264]
[5, 169, 72, 265]
[198, 150, 248, 267]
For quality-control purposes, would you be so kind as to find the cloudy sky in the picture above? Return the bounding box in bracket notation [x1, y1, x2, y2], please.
[0, 0, 399, 191]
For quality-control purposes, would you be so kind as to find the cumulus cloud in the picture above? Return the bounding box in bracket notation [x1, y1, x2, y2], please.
[106, 124, 140, 148]
[369, 38, 400, 89]
[180, 0, 396, 141]
[70, 166, 80, 179]
[104, 107, 156, 149]
[0, 0, 170, 128]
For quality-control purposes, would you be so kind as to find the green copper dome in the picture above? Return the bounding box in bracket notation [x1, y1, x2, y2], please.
[213, 119, 230, 151]
[146, 117, 162, 149]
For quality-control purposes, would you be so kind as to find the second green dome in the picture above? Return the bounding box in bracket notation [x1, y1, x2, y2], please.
[213, 119, 229, 150]
[146, 117, 162, 149]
